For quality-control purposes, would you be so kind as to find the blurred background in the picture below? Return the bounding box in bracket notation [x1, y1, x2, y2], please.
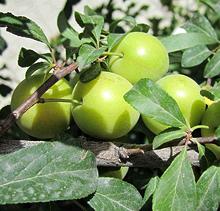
[0, 0, 196, 108]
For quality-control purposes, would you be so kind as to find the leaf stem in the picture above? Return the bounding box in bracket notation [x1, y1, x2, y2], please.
[191, 125, 209, 132]
[102, 51, 124, 58]
[38, 98, 82, 106]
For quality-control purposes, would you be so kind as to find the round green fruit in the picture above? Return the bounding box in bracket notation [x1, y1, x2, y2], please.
[99, 167, 129, 179]
[201, 101, 220, 137]
[71, 72, 140, 139]
[11, 75, 72, 139]
[109, 32, 169, 84]
[142, 74, 206, 134]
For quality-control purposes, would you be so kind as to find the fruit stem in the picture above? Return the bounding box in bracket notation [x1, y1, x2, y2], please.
[102, 51, 124, 58]
[38, 98, 82, 106]
[191, 125, 209, 132]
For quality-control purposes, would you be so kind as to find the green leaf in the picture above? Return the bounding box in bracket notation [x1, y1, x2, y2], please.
[80, 62, 101, 83]
[153, 148, 197, 211]
[25, 62, 52, 78]
[197, 142, 206, 159]
[0, 12, 50, 48]
[57, 11, 82, 48]
[109, 16, 136, 33]
[0, 141, 98, 204]
[89, 177, 143, 211]
[0, 34, 6, 54]
[200, 89, 215, 101]
[143, 176, 159, 203]
[183, 13, 218, 41]
[215, 126, 220, 139]
[160, 33, 217, 53]
[124, 79, 187, 129]
[153, 129, 186, 149]
[196, 166, 220, 211]
[18, 48, 52, 67]
[204, 50, 220, 78]
[182, 45, 212, 68]
[75, 12, 104, 43]
[131, 23, 150, 33]
[107, 33, 125, 51]
[84, 5, 97, 16]
[77, 44, 107, 69]
[209, 82, 220, 100]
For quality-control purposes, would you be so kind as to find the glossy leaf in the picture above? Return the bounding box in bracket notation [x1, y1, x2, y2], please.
[160, 32, 217, 53]
[124, 79, 187, 129]
[89, 177, 143, 211]
[77, 44, 107, 69]
[182, 45, 212, 67]
[196, 166, 220, 211]
[0, 141, 98, 204]
[204, 50, 220, 78]
[25, 62, 52, 78]
[153, 148, 197, 211]
[153, 129, 186, 149]
[0, 12, 50, 48]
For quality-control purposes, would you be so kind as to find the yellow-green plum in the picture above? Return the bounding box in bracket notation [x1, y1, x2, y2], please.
[109, 32, 169, 84]
[11, 75, 72, 139]
[201, 101, 220, 137]
[99, 167, 129, 179]
[142, 74, 206, 134]
[71, 72, 140, 139]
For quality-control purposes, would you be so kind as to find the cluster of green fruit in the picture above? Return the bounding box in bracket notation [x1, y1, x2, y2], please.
[10, 32, 216, 141]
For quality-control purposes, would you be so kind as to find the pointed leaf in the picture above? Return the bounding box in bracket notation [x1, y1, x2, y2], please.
[124, 79, 187, 129]
[0, 12, 50, 48]
[153, 148, 197, 211]
[184, 13, 218, 41]
[196, 166, 220, 211]
[153, 129, 186, 149]
[0, 141, 98, 204]
[25, 62, 52, 78]
[143, 176, 159, 203]
[182, 45, 212, 67]
[204, 50, 220, 78]
[77, 44, 107, 69]
[89, 177, 142, 211]
[160, 33, 217, 53]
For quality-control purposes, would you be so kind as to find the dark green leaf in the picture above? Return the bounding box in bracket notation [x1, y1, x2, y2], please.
[183, 13, 218, 41]
[200, 89, 215, 101]
[109, 16, 136, 33]
[131, 23, 150, 33]
[107, 33, 125, 51]
[77, 44, 107, 69]
[25, 62, 52, 78]
[0, 12, 50, 48]
[89, 177, 143, 211]
[0, 141, 98, 204]
[75, 12, 104, 42]
[153, 129, 186, 149]
[124, 79, 187, 129]
[143, 176, 159, 203]
[153, 148, 197, 211]
[0, 34, 6, 54]
[18, 48, 52, 67]
[160, 33, 217, 53]
[182, 45, 212, 68]
[80, 62, 101, 83]
[204, 50, 220, 78]
[196, 166, 220, 211]
[57, 11, 82, 48]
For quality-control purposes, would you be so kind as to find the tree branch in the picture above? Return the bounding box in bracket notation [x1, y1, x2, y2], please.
[0, 63, 78, 136]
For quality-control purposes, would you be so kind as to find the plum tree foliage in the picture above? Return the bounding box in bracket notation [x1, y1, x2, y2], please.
[0, 0, 220, 210]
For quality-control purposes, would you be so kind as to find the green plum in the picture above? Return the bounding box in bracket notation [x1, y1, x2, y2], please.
[99, 167, 129, 179]
[71, 71, 140, 139]
[142, 74, 206, 134]
[201, 101, 220, 137]
[109, 32, 169, 84]
[11, 74, 72, 139]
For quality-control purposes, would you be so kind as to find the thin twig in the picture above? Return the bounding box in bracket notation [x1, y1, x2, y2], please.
[0, 63, 78, 136]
